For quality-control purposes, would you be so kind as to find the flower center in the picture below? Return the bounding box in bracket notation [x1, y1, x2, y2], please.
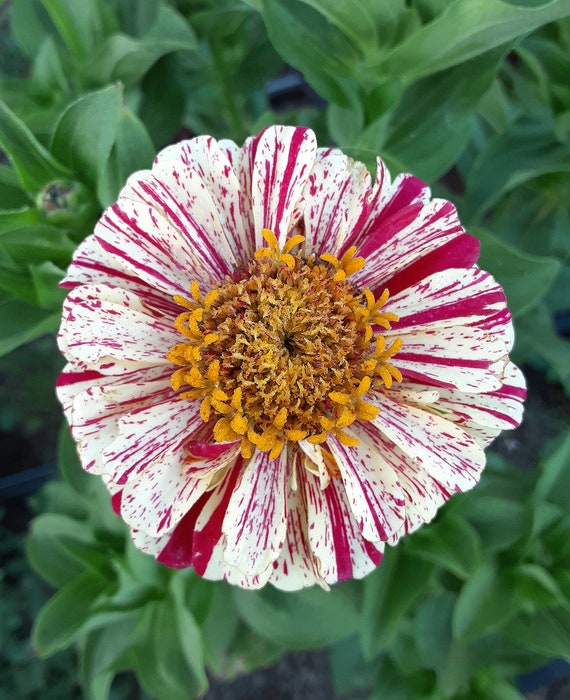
[167, 230, 402, 459]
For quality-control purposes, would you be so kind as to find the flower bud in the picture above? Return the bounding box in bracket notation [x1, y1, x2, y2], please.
[36, 180, 94, 226]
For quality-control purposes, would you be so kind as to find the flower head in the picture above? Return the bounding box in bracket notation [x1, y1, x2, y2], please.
[57, 126, 525, 590]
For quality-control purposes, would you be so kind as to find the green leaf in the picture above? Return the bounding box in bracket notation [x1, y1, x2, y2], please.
[361, 544, 434, 657]
[0, 207, 41, 234]
[0, 297, 59, 357]
[200, 583, 240, 674]
[58, 421, 94, 495]
[473, 227, 560, 317]
[482, 680, 527, 700]
[380, 49, 504, 180]
[10, 0, 52, 59]
[452, 562, 526, 640]
[0, 99, 71, 195]
[31, 36, 69, 95]
[0, 223, 75, 268]
[116, 0, 161, 37]
[29, 261, 67, 309]
[170, 575, 209, 694]
[298, 0, 381, 54]
[97, 108, 155, 207]
[32, 570, 108, 657]
[51, 85, 123, 191]
[504, 609, 570, 660]
[133, 596, 208, 700]
[414, 592, 455, 676]
[26, 513, 92, 588]
[0, 165, 30, 208]
[514, 302, 570, 392]
[406, 513, 482, 579]
[41, 0, 103, 61]
[233, 581, 360, 649]
[514, 563, 568, 609]
[260, 0, 359, 105]
[463, 118, 570, 222]
[463, 495, 531, 552]
[534, 431, 570, 507]
[380, 0, 570, 84]
[85, 5, 196, 86]
[329, 636, 378, 695]
[327, 93, 364, 149]
[80, 611, 140, 692]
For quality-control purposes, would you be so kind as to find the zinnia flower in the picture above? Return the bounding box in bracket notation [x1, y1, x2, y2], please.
[57, 125, 525, 590]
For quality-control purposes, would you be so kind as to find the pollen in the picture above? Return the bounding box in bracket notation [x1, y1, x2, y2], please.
[167, 231, 402, 459]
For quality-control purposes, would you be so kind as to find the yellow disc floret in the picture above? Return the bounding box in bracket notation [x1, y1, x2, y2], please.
[167, 230, 402, 459]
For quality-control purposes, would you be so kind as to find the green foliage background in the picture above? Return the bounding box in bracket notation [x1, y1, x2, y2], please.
[0, 0, 569, 698]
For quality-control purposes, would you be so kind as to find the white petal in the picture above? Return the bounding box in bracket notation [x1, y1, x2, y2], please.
[101, 396, 203, 485]
[120, 442, 240, 536]
[371, 392, 486, 494]
[302, 469, 384, 585]
[302, 148, 372, 257]
[251, 126, 317, 247]
[222, 448, 289, 576]
[59, 284, 177, 374]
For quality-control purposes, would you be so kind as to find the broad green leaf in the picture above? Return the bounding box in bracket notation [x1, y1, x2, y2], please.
[139, 54, 186, 147]
[233, 582, 360, 649]
[514, 302, 570, 392]
[0, 223, 74, 267]
[32, 570, 108, 657]
[298, 0, 380, 53]
[414, 595, 504, 696]
[514, 563, 568, 609]
[452, 562, 526, 640]
[0, 297, 59, 356]
[463, 119, 570, 222]
[229, 622, 286, 672]
[0, 99, 71, 195]
[0, 207, 41, 234]
[463, 495, 531, 552]
[380, 0, 570, 84]
[31, 36, 69, 95]
[414, 592, 454, 676]
[260, 0, 359, 106]
[58, 421, 94, 495]
[116, 0, 161, 37]
[370, 657, 425, 700]
[533, 431, 570, 506]
[80, 611, 140, 688]
[97, 108, 155, 207]
[170, 576, 209, 694]
[10, 0, 52, 59]
[503, 609, 570, 660]
[29, 261, 67, 309]
[407, 514, 482, 579]
[329, 636, 378, 695]
[327, 94, 364, 149]
[361, 545, 434, 657]
[41, 0, 103, 61]
[26, 513, 93, 588]
[483, 680, 527, 700]
[379, 49, 504, 180]
[0, 249, 37, 303]
[0, 164, 31, 208]
[474, 226, 560, 317]
[133, 598, 207, 700]
[389, 627, 426, 677]
[85, 5, 196, 86]
[51, 85, 123, 191]
[200, 583, 240, 674]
